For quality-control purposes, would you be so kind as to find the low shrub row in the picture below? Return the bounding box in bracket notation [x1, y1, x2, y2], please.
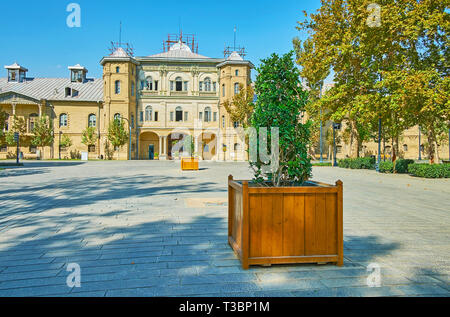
[312, 162, 332, 167]
[408, 163, 450, 178]
[378, 159, 415, 174]
[338, 157, 376, 170]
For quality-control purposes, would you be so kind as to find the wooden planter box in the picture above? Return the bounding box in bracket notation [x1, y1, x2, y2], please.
[228, 175, 343, 269]
[181, 157, 199, 171]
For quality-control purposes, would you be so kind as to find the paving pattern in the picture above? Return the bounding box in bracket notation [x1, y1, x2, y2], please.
[0, 160, 449, 297]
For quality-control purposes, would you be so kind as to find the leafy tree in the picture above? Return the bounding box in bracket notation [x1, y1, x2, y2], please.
[251, 52, 312, 187]
[0, 110, 7, 135]
[223, 84, 255, 129]
[107, 119, 128, 160]
[59, 134, 72, 149]
[295, 0, 449, 162]
[5, 115, 28, 146]
[31, 116, 54, 158]
[81, 127, 97, 148]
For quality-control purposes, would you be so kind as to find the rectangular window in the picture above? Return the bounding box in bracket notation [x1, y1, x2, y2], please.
[184, 112, 188, 121]
[140, 111, 144, 122]
[176, 110, 183, 122]
[176, 81, 182, 91]
[0, 145, 7, 152]
[29, 146, 37, 154]
[154, 111, 159, 122]
[199, 82, 203, 92]
[155, 81, 159, 91]
[199, 112, 203, 121]
[170, 112, 174, 121]
[184, 81, 188, 91]
[222, 84, 225, 97]
[88, 145, 96, 153]
[213, 112, 217, 122]
[213, 82, 216, 92]
[170, 81, 174, 91]
[222, 116, 225, 128]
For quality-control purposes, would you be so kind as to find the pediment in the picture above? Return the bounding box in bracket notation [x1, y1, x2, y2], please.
[0, 92, 39, 105]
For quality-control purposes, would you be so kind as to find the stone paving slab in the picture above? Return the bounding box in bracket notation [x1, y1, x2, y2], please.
[0, 161, 449, 297]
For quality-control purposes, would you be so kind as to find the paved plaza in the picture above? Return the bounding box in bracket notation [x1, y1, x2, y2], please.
[0, 160, 449, 297]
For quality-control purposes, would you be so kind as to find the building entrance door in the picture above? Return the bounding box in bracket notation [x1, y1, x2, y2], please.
[148, 145, 155, 160]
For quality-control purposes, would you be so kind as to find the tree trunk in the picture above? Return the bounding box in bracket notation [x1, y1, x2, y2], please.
[349, 119, 359, 158]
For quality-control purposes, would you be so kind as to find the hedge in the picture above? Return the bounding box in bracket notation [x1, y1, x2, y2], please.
[379, 161, 394, 173]
[338, 157, 376, 170]
[394, 159, 415, 174]
[408, 163, 450, 178]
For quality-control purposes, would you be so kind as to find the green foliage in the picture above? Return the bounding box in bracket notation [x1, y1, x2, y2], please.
[295, 1, 449, 161]
[379, 161, 394, 174]
[81, 127, 97, 147]
[59, 134, 73, 149]
[251, 51, 312, 187]
[338, 157, 376, 170]
[4, 116, 28, 146]
[312, 162, 332, 167]
[223, 84, 255, 129]
[394, 159, 415, 174]
[0, 110, 7, 137]
[408, 163, 450, 178]
[31, 116, 54, 148]
[107, 119, 128, 150]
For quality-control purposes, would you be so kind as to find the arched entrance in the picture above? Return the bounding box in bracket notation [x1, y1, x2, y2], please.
[199, 132, 217, 160]
[139, 131, 159, 160]
[167, 132, 192, 160]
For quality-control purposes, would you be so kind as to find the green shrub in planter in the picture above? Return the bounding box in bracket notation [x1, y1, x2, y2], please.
[408, 163, 450, 178]
[379, 161, 394, 173]
[394, 159, 415, 174]
[338, 158, 351, 168]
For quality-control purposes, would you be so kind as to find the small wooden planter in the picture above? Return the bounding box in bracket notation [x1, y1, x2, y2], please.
[181, 157, 199, 171]
[228, 175, 343, 269]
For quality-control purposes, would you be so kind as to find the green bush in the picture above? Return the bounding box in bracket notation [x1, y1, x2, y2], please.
[312, 162, 332, 167]
[379, 161, 394, 173]
[408, 163, 450, 178]
[338, 157, 375, 170]
[394, 159, 415, 174]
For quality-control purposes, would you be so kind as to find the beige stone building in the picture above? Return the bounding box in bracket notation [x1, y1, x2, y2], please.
[0, 37, 253, 161]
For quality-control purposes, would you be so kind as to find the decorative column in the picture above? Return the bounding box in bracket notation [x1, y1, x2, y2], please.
[159, 136, 162, 159]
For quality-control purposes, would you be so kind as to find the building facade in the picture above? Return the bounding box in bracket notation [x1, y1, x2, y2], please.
[0, 37, 254, 161]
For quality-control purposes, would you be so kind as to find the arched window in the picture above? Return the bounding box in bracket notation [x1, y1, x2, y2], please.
[204, 77, 211, 92]
[115, 80, 121, 94]
[175, 77, 183, 92]
[88, 114, 96, 127]
[234, 143, 241, 151]
[235, 70, 239, 76]
[204, 107, 212, 122]
[222, 84, 225, 97]
[234, 83, 240, 95]
[146, 76, 153, 90]
[175, 106, 183, 122]
[145, 106, 152, 121]
[403, 144, 408, 152]
[116, 66, 120, 73]
[59, 113, 68, 128]
[114, 113, 121, 121]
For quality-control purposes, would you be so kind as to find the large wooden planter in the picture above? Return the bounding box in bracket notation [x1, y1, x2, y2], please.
[228, 175, 343, 269]
[181, 157, 199, 171]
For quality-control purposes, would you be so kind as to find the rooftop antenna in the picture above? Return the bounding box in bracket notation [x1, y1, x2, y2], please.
[119, 21, 122, 45]
[234, 26, 237, 51]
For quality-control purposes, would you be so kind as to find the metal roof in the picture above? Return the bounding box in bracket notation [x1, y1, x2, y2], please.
[0, 77, 103, 102]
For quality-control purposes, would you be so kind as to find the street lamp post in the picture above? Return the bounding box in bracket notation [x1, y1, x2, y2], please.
[332, 122, 341, 167]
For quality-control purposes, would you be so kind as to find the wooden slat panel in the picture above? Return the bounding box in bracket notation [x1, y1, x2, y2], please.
[326, 193, 338, 255]
[260, 194, 273, 257]
[304, 194, 316, 255]
[249, 187, 337, 194]
[315, 193, 327, 255]
[249, 194, 262, 258]
[282, 194, 305, 256]
[233, 190, 242, 249]
[271, 194, 284, 257]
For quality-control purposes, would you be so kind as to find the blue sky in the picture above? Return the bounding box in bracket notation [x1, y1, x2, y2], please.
[0, 0, 322, 80]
